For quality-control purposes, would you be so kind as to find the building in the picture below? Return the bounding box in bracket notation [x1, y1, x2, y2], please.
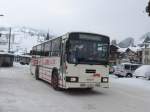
[141, 36, 150, 64]
[142, 48, 150, 64]
[118, 47, 141, 64]
[109, 45, 120, 65]
[137, 50, 143, 64]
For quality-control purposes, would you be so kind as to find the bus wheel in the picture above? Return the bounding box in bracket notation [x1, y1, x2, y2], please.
[35, 65, 39, 80]
[51, 71, 59, 90]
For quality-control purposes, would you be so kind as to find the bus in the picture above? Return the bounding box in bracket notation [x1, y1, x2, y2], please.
[30, 32, 110, 90]
[0, 52, 14, 67]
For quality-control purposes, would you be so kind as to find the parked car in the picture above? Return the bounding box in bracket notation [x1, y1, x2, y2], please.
[133, 65, 150, 80]
[114, 63, 141, 77]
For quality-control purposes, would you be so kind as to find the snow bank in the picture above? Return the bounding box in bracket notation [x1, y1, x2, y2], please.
[134, 65, 150, 77]
[110, 75, 150, 91]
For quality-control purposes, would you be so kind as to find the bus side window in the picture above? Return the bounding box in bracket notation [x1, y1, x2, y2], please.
[36, 45, 42, 56]
[40, 44, 45, 56]
[51, 38, 61, 56]
[44, 41, 52, 56]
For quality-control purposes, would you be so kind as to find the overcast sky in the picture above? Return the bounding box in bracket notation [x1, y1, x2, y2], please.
[0, 0, 150, 40]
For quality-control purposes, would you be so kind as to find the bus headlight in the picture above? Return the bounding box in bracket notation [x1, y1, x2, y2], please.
[66, 76, 78, 82]
[101, 77, 109, 83]
[70, 77, 76, 82]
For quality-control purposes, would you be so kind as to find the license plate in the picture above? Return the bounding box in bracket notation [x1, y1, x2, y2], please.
[80, 83, 86, 87]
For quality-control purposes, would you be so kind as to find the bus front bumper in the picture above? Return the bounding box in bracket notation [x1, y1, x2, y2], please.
[64, 82, 109, 89]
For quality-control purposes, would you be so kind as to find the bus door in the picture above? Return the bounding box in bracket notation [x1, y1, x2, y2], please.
[60, 40, 67, 87]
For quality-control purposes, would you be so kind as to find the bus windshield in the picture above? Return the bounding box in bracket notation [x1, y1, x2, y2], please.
[67, 33, 109, 65]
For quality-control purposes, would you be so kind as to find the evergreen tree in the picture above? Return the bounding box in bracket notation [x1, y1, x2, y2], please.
[45, 32, 50, 40]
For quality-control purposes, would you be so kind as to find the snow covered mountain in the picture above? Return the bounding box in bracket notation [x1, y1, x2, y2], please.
[118, 32, 150, 49]
[117, 32, 150, 53]
[118, 37, 135, 48]
[140, 32, 150, 43]
[0, 26, 53, 54]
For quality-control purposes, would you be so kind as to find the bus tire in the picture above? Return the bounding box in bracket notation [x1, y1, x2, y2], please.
[51, 70, 59, 90]
[35, 65, 39, 80]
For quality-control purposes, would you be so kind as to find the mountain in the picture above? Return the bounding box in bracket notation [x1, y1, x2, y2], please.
[136, 32, 150, 47]
[0, 26, 48, 37]
[0, 26, 54, 54]
[118, 37, 135, 48]
[140, 32, 150, 43]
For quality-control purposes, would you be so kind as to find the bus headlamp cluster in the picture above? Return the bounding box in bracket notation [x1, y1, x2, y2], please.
[70, 77, 76, 82]
[65, 76, 78, 82]
[101, 77, 109, 83]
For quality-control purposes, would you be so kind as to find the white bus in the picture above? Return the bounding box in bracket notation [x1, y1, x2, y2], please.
[30, 32, 110, 90]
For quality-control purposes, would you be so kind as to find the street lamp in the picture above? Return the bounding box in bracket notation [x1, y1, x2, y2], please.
[0, 14, 4, 37]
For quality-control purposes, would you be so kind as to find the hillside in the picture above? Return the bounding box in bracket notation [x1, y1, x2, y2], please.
[118, 37, 135, 48]
[0, 27, 53, 54]
[140, 32, 150, 43]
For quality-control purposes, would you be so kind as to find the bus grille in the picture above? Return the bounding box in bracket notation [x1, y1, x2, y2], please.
[85, 69, 96, 73]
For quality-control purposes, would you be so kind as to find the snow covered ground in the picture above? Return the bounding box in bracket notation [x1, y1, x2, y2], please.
[110, 74, 150, 91]
[0, 63, 150, 112]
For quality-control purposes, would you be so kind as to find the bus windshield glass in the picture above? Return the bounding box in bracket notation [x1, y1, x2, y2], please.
[67, 33, 109, 65]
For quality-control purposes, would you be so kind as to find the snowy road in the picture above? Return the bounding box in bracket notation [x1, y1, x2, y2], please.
[0, 63, 150, 112]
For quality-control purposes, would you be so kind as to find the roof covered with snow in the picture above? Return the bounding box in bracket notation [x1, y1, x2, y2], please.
[0, 51, 14, 56]
[118, 46, 142, 53]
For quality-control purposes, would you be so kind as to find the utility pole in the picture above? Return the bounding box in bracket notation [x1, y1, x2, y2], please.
[8, 27, 11, 53]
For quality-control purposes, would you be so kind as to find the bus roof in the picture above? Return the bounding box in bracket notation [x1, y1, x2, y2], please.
[67, 31, 109, 37]
[32, 32, 110, 48]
